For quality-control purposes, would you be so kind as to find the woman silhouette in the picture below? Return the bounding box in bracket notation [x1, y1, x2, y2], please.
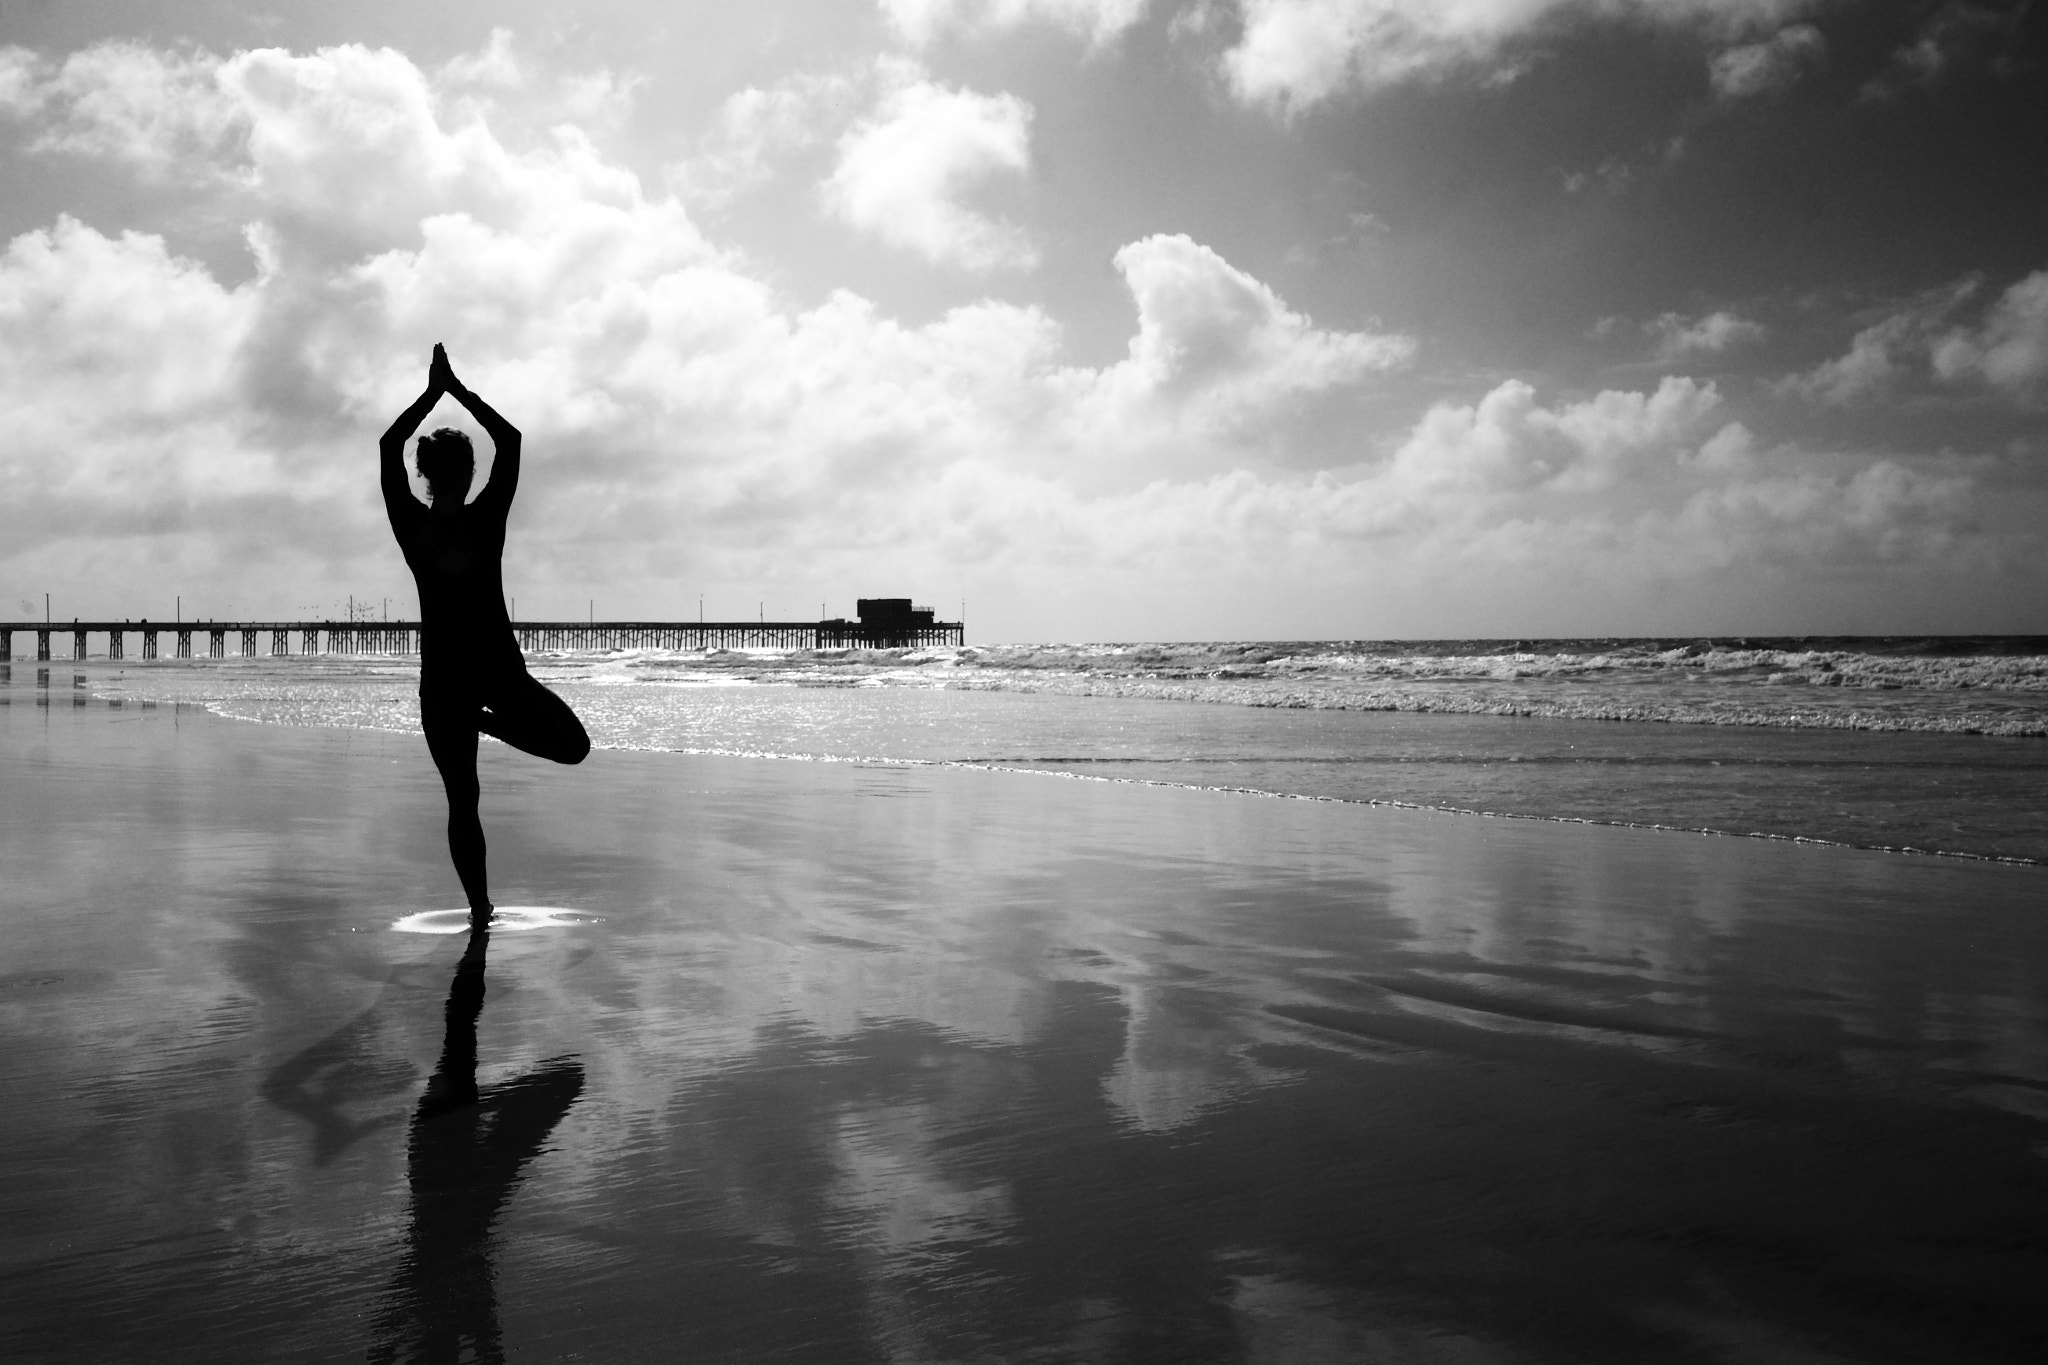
[382, 345, 589, 922]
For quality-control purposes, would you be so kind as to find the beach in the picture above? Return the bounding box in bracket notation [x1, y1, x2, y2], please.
[3, 680, 2045, 1362]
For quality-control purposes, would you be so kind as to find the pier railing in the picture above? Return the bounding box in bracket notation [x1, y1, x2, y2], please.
[2, 619, 965, 661]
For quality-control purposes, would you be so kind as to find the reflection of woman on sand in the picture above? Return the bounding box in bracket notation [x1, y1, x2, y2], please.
[369, 926, 584, 1364]
[382, 345, 589, 921]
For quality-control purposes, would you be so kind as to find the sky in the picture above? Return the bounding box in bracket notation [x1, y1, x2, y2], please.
[0, 0, 2043, 641]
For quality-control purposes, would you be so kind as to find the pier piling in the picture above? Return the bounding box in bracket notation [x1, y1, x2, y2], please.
[4, 614, 964, 660]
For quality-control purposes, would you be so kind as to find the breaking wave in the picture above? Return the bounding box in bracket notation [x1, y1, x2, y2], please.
[532, 636, 2048, 737]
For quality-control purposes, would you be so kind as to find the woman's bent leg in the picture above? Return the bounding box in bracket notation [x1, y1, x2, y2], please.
[421, 692, 491, 917]
[479, 672, 590, 765]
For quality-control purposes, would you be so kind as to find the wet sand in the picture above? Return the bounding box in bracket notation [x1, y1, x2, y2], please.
[2, 692, 2046, 1363]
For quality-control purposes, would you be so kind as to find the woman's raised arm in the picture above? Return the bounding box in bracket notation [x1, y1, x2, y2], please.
[437, 347, 521, 511]
[380, 352, 445, 524]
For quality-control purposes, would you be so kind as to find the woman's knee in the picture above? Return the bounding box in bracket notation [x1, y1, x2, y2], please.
[429, 754, 481, 800]
[537, 729, 588, 765]
[536, 695, 589, 764]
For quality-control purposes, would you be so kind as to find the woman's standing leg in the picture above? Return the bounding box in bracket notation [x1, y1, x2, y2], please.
[421, 691, 492, 918]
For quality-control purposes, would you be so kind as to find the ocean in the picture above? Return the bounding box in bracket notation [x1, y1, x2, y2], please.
[14, 636, 2044, 863]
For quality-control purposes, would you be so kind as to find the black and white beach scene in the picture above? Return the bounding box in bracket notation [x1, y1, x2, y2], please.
[3, 4, 2045, 1362]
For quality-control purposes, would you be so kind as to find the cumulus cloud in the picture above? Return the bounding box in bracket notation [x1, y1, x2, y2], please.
[1932, 269, 2048, 404]
[1364, 381, 1975, 577]
[822, 73, 1037, 270]
[1066, 376, 1977, 585]
[0, 216, 259, 471]
[1650, 309, 1765, 360]
[0, 37, 654, 273]
[433, 28, 640, 135]
[1673, 458, 1975, 568]
[1081, 233, 1413, 439]
[1779, 278, 1978, 405]
[1708, 22, 1824, 99]
[0, 46, 33, 111]
[1863, 1, 2028, 100]
[1785, 316, 1916, 405]
[880, 0, 1151, 47]
[0, 33, 2010, 630]
[1784, 272, 2048, 408]
[0, 40, 242, 177]
[673, 67, 863, 208]
[1368, 376, 1721, 512]
[1222, 0, 1815, 111]
[0, 31, 637, 188]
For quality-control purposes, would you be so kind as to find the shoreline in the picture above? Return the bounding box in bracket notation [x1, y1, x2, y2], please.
[16, 655, 2047, 864]
[944, 758, 2048, 867]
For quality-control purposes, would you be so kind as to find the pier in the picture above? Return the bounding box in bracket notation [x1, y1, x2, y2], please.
[2, 601, 962, 660]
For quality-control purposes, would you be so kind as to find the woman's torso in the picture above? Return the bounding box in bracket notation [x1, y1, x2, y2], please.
[397, 503, 523, 684]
